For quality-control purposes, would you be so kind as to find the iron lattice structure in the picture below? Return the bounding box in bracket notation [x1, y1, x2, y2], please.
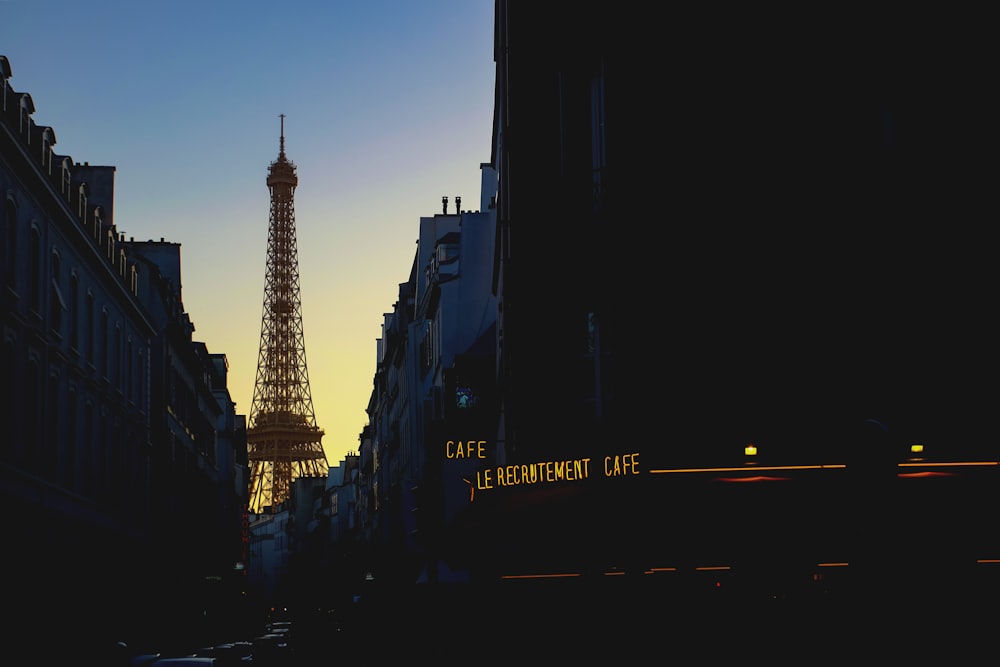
[247, 115, 328, 513]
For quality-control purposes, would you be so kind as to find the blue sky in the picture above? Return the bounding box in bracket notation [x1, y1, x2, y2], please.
[2, 1, 497, 465]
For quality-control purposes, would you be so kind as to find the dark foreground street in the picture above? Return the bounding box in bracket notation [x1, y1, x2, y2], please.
[87, 571, 1000, 666]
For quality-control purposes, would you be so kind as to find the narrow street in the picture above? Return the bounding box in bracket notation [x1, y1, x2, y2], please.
[140, 576, 997, 665]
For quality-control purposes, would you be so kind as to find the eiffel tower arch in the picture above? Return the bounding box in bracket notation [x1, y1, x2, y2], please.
[247, 115, 328, 513]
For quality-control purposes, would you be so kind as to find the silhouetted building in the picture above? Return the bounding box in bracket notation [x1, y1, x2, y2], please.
[1, 54, 157, 646]
[0, 54, 249, 655]
[487, 2, 999, 568]
[509, 3, 993, 442]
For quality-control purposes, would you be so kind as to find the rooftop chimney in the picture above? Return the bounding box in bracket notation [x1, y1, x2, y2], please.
[455, 196, 461, 213]
[442, 196, 448, 214]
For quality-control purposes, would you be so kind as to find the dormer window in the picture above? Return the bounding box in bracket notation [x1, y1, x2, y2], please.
[93, 206, 103, 241]
[61, 158, 72, 201]
[41, 127, 55, 174]
[19, 93, 34, 137]
[106, 229, 115, 262]
[1, 56, 10, 111]
[77, 183, 88, 224]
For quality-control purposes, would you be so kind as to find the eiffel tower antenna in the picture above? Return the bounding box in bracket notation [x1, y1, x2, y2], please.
[247, 114, 328, 513]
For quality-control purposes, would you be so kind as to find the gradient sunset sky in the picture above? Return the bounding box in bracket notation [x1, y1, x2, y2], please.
[2, 1, 496, 465]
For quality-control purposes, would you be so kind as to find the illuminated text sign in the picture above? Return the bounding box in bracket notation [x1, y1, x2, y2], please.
[445, 439, 641, 492]
[472, 453, 641, 490]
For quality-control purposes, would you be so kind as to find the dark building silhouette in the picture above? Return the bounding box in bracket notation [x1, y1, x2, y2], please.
[480, 2, 1000, 580]
[494, 3, 996, 465]
[0, 55, 249, 657]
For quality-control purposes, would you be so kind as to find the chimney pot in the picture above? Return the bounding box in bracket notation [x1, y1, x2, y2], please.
[442, 196, 448, 214]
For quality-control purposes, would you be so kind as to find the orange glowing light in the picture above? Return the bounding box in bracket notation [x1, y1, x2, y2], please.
[649, 464, 846, 474]
[899, 471, 957, 479]
[500, 572, 582, 580]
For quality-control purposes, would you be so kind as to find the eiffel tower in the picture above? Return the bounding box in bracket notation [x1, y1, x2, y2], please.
[247, 115, 328, 513]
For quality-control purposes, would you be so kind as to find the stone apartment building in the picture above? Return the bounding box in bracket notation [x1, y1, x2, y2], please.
[0, 54, 249, 654]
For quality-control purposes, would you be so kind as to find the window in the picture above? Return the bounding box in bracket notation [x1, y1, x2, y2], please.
[101, 309, 109, 378]
[421, 320, 434, 374]
[19, 93, 34, 136]
[432, 317, 441, 369]
[115, 323, 122, 389]
[86, 292, 95, 365]
[126, 337, 133, 401]
[92, 206, 102, 241]
[69, 274, 79, 350]
[456, 384, 479, 409]
[77, 183, 88, 223]
[41, 127, 55, 174]
[29, 225, 41, 313]
[3, 195, 15, 290]
[60, 158, 71, 201]
[50, 250, 65, 334]
[137, 349, 145, 413]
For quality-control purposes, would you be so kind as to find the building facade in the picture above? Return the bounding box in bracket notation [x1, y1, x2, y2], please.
[0, 54, 249, 654]
[486, 0, 1000, 574]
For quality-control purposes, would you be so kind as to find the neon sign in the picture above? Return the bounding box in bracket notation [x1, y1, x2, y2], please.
[445, 439, 641, 491]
